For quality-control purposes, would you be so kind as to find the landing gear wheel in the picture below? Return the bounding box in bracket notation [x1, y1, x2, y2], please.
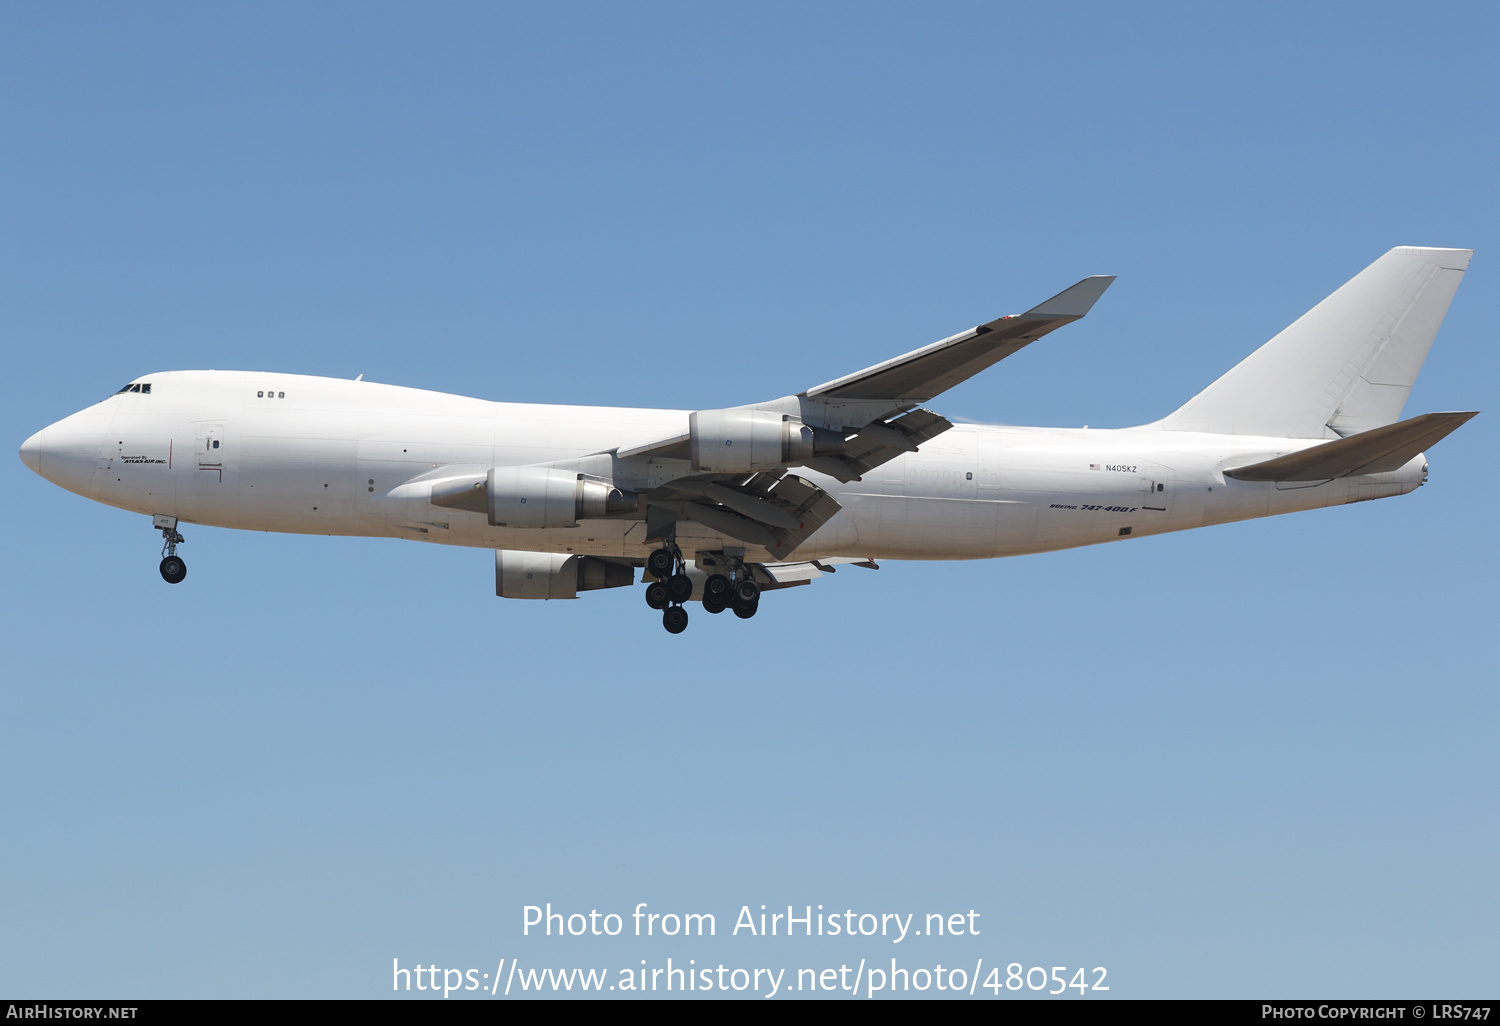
[733, 578, 760, 604]
[704, 574, 731, 600]
[155, 516, 186, 582]
[644, 580, 669, 610]
[702, 592, 727, 614]
[732, 598, 758, 619]
[666, 573, 694, 604]
[646, 548, 675, 580]
[662, 606, 689, 634]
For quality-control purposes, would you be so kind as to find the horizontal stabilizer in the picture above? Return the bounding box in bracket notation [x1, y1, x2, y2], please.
[1223, 411, 1477, 482]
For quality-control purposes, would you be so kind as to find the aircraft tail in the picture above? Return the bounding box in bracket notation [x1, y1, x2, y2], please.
[1160, 247, 1472, 438]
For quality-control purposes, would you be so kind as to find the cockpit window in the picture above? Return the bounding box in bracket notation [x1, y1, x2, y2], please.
[115, 383, 152, 394]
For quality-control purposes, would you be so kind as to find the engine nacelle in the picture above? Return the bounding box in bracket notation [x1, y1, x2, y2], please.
[495, 550, 634, 600]
[689, 409, 845, 473]
[486, 467, 638, 528]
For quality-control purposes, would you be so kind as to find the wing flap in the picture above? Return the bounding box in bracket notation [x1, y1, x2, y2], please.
[751, 556, 878, 589]
[803, 408, 953, 482]
[649, 473, 843, 558]
[762, 476, 843, 559]
[1223, 411, 1477, 482]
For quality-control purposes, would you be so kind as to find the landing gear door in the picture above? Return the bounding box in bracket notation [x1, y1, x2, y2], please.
[196, 423, 223, 468]
[1140, 466, 1172, 514]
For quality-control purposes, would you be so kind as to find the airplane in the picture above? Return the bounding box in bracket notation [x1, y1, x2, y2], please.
[18, 246, 1478, 633]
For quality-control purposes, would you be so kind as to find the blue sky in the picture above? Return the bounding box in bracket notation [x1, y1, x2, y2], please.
[3, 1, 1496, 999]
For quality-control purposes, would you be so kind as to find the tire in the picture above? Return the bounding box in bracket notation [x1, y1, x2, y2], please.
[732, 598, 758, 619]
[704, 574, 731, 599]
[644, 580, 669, 610]
[646, 548, 675, 580]
[666, 573, 694, 603]
[663, 606, 689, 634]
[733, 578, 760, 604]
[159, 556, 187, 584]
[702, 592, 727, 614]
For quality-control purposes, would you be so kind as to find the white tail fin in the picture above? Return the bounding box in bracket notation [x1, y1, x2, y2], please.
[1162, 247, 1472, 438]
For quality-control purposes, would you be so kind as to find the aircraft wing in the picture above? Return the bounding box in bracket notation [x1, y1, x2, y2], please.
[788, 274, 1113, 481]
[804, 275, 1116, 404]
[615, 274, 1114, 477]
[462, 273, 1116, 557]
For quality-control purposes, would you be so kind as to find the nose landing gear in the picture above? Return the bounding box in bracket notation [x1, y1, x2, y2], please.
[155, 514, 186, 584]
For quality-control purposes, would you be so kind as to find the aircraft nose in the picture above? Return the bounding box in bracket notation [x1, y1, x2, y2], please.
[19, 429, 44, 474]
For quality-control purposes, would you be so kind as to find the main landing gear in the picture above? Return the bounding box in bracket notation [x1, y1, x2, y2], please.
[155, 514, 186, 584]
[644, 543, 693, 634]
[644, 546, 760, 632]
[701, 572, 759, 618]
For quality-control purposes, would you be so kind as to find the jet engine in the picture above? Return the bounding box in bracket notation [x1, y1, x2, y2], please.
[495, 550, 634, 600]
[431, 467, 638, 527]
[689, 409, 845, 473]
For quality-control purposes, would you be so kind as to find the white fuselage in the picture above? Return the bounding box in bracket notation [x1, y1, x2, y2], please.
[23, 370, 1428, 564]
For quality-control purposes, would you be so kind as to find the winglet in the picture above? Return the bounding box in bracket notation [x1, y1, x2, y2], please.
[1021, 275, 1116, 320]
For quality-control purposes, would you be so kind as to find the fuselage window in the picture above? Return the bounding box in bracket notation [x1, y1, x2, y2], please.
[257, 391, 264, 397]
[212, 440, 220, 449]
[278, 391, 284, 398]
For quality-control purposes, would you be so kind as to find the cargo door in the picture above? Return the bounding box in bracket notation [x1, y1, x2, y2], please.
[196, 423, 224, 468]
[1140, 466, 1173, 515]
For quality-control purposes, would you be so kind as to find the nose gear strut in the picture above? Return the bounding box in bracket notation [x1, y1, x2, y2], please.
[154, 514, 186, 584]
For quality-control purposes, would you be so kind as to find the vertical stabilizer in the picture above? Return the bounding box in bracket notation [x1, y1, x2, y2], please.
[1161, 247, 1472, 438]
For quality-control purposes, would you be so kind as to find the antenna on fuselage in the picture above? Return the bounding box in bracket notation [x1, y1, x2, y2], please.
[354, 374, 363, 381]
